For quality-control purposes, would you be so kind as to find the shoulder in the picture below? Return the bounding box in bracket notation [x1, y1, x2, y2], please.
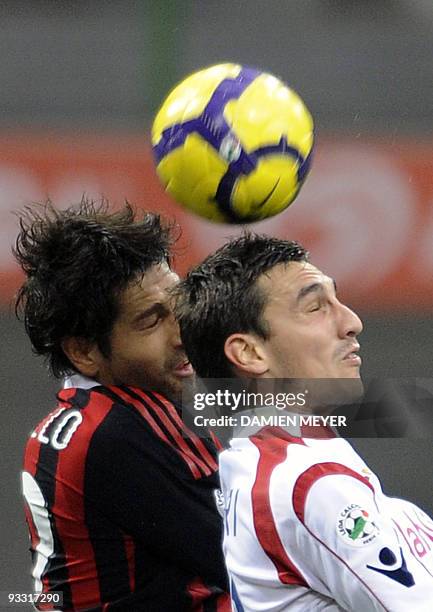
[86, 385, 220, 481]
[290, 461, 377, 530]
[258, 437, 380, 536]
[24, 386, 137, 466]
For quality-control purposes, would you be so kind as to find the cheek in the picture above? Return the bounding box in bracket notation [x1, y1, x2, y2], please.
[268, 331, 299, 365]
[126, 332, 170, 367]
[277, 331, 327, 367]
[109, 332, 153, 365]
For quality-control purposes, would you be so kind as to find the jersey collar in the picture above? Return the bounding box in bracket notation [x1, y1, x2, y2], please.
[63, 373, 101, 390]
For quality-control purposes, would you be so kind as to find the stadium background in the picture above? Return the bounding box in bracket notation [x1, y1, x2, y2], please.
[1, 1, 433, 601]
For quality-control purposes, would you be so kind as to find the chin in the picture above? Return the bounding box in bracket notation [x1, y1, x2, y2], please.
[308, 376, 364, 410]
[336, 376, 364, 404]
[160, 380, 184, 404]
[336, 364, 362, 379]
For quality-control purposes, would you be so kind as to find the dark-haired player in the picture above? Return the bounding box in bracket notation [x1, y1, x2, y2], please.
[15, 200, 229, 611]
[175, 233, 433, 612]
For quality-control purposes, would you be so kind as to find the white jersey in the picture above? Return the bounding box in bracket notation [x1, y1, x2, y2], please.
[219, 423, 433, 611]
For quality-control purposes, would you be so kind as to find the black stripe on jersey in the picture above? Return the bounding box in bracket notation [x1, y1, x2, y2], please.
[142, 389, 220, 472]
[94, 386, 210, 476]
[117, 386, 216, 477]
[133, 544, 149, 594]
[57, 387, 94, 410]
[35, 427, 74, 609]
[83, 406, 192, 608]
[93, 385, 131, 407]
[119, 386, 193, 448]
[203, 597, 218, 612]
[83, 499, 132, 605]
[131, 544, 188, 605]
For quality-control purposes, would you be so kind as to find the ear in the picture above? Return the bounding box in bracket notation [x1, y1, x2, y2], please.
[224, 333, 269, 376]
[61, 336, 102, 378]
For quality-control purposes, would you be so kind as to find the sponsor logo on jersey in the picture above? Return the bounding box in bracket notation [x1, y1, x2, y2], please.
[367, 547, 415, 587]
[337, 504, 379, 546]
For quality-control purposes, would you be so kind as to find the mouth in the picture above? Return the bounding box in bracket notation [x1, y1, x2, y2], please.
[173, 359, 194, 378]
[342, 344, 361, 366]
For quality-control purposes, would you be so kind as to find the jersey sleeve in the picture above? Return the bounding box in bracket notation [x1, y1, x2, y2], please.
[290, 465, 433, 611]
[84, 405, 228, 591]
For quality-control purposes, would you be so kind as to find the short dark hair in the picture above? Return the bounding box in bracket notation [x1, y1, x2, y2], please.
[14, 199, 176, 378]
[174, 233, 308, 379]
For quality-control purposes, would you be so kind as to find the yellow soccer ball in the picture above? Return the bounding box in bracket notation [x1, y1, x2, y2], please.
[151, 63, 314, 223]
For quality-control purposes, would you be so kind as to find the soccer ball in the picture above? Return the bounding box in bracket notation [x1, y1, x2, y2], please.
[151, 63, 314, 224]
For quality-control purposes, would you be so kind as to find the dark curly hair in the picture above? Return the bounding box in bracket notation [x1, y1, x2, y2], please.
[14, 199, 176, 378]
[174, 233, 308, 379]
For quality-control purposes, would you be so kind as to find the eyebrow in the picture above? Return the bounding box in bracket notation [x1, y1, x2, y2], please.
[132, 302, 167, 324]
[296, 279, 337, 303]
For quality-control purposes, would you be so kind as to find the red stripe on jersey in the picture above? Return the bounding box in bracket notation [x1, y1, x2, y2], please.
[111, 386, 202, 479]
[23, 405, 69, 476]
[152, 390, 219, 472]
[38, 598, 55, 611]
[23, 390, 79, 477]
[59, 387, 81, 402]
[133, 388, 215, 476]
[292, 462, 374, 524]
[250, 433, 308, 587]
[292, 462, 386, 609]
[210, 431, 224, 452]
[186, 577, 231, 611]
[300, 423, 336, 439]
[109, 386, 170, 441]
[186, 576, 211, 611]
[215, 591, 232, 611]
[53, 390, 115, 609]
[253, 425, 308, 446]
[122, 532, 135, 593]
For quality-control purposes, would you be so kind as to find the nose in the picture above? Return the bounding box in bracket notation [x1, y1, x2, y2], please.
[168, 311, 183, 348]
[337, 302, 363, 338]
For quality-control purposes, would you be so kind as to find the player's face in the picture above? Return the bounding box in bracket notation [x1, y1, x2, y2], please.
[258, 262, 363, 380]
[96, 263, 193, 401]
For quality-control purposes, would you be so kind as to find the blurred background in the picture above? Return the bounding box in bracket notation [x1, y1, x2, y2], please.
[1, 0, 433, 602]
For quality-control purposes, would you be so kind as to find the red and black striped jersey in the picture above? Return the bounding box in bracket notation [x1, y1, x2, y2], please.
[22, 382, 230, 611]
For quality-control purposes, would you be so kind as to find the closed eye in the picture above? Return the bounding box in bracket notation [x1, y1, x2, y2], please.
[134, 303, 168, 330]
[306, 301, 322, 312]
[141, 313, 161, 329]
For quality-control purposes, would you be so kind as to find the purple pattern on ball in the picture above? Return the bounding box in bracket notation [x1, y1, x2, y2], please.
[153, 67, 260, 163]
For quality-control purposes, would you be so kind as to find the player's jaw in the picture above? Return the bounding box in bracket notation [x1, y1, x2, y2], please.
[156, 352, 195, 402]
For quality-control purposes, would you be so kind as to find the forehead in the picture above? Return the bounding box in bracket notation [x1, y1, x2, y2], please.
[258, 261, 332, 299]
[118, 263, 179, 313]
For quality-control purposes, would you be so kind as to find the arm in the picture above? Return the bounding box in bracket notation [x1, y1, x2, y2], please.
[288, 466, 433, 611]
